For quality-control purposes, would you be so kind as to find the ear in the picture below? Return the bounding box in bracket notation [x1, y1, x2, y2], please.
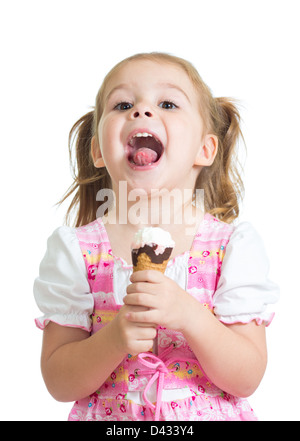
[194, 134, 218, 166]
[91, 136, 105, 168]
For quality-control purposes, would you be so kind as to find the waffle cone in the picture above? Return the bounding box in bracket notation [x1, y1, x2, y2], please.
[132, 252, 169, 274]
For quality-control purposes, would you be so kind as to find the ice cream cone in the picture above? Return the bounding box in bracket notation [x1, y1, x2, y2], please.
[131, 227, 175, 274]
[132, 246, 172, 273]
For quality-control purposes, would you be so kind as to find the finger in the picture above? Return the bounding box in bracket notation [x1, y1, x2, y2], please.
[122, 305, 157, 327]
[126, 280, 162, 295]
[126, 309, 158, 324]
[129, 340, 154, 355]
[130, 270, 164, 284]
[126, 282, 152, 295]
[124, 293, 156, 309]
[135, 321, 157, 328]
[135, 327, 157, 340]
[122, 304, 150, 314]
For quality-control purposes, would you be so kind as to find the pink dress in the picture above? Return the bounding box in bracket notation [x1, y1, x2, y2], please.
[67, 214, 257, 421]
[35, 213, 278, 421]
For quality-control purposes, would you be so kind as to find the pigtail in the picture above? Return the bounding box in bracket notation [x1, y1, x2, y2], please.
[196, 97, 245, 223]
[58, 110, 112, 227]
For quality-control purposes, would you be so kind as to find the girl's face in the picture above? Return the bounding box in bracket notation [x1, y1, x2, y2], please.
[94, 60, 216, 195]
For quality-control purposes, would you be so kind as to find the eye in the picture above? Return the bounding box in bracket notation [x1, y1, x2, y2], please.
[114, 102, 133, 111]
[159, 101, 178, 110]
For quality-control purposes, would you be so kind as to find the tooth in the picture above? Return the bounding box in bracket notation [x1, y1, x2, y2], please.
[133, 132, 153, 138]
[129, 132, 154, 145]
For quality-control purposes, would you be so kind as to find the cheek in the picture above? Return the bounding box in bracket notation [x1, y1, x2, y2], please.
[98, 118, 126, 170]
[168, 116, 201, 150]
[98, 115, 122, 146]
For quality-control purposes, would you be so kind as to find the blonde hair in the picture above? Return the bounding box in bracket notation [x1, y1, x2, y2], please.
[60, 52, 245, 226]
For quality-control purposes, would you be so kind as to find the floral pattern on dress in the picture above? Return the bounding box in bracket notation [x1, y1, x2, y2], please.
[68, 213, 257, 421]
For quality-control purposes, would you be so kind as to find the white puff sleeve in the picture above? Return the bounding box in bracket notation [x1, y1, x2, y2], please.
[213, 222, 279, 326]
[34, 226, 94, 331]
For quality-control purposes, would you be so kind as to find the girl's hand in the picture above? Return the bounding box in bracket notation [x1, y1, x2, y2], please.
[124, 270, 194, 332]
[111, 303, 157, 356]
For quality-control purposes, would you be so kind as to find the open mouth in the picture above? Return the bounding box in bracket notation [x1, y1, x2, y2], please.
[126, 132, 164, 167]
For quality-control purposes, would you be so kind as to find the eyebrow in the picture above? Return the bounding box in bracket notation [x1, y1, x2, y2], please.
[105, 82, 191, 103]
[156, 82, 191, 103]
[105, 84, 128, 102]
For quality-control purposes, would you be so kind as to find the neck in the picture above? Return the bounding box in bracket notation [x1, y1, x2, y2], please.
[101, 181, 204, 235]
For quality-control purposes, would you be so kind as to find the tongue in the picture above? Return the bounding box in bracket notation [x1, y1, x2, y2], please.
[132, 147, 158, 166]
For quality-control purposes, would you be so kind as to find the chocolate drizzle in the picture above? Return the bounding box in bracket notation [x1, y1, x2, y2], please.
[131, 244, 173, 266]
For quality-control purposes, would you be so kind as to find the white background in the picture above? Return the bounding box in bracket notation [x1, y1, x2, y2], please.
[1, 0, 299, 421]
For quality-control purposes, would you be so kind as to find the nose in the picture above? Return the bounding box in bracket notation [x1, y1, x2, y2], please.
[130, 102, 153, 119]
[133, 110, 153, 118]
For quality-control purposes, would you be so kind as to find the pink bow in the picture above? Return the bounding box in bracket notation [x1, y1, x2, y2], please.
[137, 346, 203, 421]
[138, 347, 173, 421]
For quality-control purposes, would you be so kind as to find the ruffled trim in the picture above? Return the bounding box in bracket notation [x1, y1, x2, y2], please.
[35, 313, 92, 332]
[68, 392, 257, 421]
[216, 311, 275, 327]
[113, 255, 132, 269]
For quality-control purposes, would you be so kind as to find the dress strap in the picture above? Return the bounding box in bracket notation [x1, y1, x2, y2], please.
[75, 218, 114, 293]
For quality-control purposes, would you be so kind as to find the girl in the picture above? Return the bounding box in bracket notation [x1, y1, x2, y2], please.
[34, 52, 279, 421]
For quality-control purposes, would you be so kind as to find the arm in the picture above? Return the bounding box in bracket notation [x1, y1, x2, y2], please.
[36, 228, 156, 402]
[182, 297, 267, 397]
[41, 320, 123, 402]
[41, 304, 157, 402]
[125, 270, 267, 398]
